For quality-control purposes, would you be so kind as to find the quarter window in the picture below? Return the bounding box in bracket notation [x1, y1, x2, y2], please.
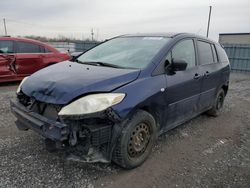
[17, 42, 41, 53]
[197, 41, 214, 65]
[0, 40, 14, 53]
[172, 39, 196, 68]
[215, 44, 229, 62]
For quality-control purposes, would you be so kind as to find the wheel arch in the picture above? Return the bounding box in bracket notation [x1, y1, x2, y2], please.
[117, 104, 162, 134]
[140, 106, 161, 130]
[222, 84, 229, 96]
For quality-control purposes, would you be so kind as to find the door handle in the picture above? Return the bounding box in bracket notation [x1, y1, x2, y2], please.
[204, 71, 210, 77]
[193, 73, 201, 79]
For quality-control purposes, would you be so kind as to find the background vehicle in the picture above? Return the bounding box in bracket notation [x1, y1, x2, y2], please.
[0, 36, 70, 83]
[11, 33, 230, 169]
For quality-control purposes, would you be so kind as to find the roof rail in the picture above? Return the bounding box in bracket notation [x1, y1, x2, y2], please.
[0, 35, 11, 37]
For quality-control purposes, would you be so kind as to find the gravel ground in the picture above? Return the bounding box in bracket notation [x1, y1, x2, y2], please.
[0, 73, 249, 188]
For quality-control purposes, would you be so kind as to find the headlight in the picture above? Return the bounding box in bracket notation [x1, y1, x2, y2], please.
[16, 77, 29, 93]
[58, 93, 125, 116]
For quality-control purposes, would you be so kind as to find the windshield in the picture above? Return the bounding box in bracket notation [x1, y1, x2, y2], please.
[77, 36, 170, 69]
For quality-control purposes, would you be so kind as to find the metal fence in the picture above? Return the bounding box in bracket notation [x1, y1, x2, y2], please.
[48, 41, 99, 53]
[223, 44, 250, 72]
[75, 42, 99, 52]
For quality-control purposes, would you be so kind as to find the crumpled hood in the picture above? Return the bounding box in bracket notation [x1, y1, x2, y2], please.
[22, 61, 140, 104]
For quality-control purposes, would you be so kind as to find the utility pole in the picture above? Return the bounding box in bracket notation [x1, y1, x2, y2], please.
[91, 28, 94, 41]
[206, 6, 212, 38]
[3, 18, 7, 36]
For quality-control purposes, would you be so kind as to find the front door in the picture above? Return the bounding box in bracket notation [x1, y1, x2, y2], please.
[164, 39, 203, 130]
[15, 41, 43, 77]
[0, 40, 17, 81]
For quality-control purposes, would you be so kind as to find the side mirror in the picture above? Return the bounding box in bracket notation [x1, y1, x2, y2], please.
[170, 59, 187, 71]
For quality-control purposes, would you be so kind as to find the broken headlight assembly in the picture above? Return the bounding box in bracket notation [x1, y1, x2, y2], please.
[16, 77, 29, 94]
[58, 93, 125, 116]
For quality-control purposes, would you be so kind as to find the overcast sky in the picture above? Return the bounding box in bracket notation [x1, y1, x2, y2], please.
[0, 0, 250, 41]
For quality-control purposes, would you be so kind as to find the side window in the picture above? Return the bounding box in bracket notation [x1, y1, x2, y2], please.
[40, 46, 45, 53]
[0, 40, 14, 53]
[197, 41, 214, 65]
[17, 42, 41, 53]
[44, 47, 52, 53]
[215, 44, 229, 62]
[172, 39, 196, 68]
[40, 46, 52, 53]
[211, 44, 218, 62]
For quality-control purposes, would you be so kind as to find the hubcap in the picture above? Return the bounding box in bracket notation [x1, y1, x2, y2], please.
[128, 123, 151, 158]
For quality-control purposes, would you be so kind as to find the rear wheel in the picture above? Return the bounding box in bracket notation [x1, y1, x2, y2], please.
[206, 89, 225, 117]
[112, 110, 157, 169]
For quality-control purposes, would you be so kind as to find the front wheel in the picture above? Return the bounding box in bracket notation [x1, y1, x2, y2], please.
[206, 88, 225, 117]
[112, 110, 157, 169]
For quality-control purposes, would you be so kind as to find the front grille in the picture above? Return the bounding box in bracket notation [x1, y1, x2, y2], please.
[17, 92, 31, 107]
[17, 92, 63, 121]
[89, 124, 112, 146]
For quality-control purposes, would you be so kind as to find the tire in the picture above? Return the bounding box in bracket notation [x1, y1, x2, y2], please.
[206, 88, 225, 117]
[112, 110, 157, 169]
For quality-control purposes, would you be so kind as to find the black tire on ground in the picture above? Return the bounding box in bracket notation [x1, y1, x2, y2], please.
[112, 110, 157, 169]
[206, 88, 225, 117]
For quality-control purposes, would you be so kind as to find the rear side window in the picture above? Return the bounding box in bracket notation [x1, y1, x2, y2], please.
[197, 41, 214, 65]
[0, 40, 14, 53]
[216, 44, 229, 62]
[172, 39, 196, 68]
[17, 42, 41, 53]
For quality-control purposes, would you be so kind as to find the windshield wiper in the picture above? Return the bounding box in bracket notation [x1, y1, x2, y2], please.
[76, 60, 124, 69]
[75, 59, 99, 66]
[94, 61, 124, 68]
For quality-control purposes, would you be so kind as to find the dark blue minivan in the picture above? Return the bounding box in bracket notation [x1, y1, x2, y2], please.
[11, 33, 230, 169]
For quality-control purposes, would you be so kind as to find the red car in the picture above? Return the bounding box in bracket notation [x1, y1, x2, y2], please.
[0, 36, 70, 83]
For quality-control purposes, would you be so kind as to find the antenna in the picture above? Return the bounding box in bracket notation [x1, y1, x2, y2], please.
[3, 18, 7, 35]
[206, 6, 212, 38]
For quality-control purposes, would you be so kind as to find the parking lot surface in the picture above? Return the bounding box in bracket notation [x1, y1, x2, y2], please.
[0, 73, 250, 188]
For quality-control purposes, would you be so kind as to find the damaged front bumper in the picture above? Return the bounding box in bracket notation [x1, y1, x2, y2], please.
[10, 99, 121, 163]
[10, 100, 69, 141]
